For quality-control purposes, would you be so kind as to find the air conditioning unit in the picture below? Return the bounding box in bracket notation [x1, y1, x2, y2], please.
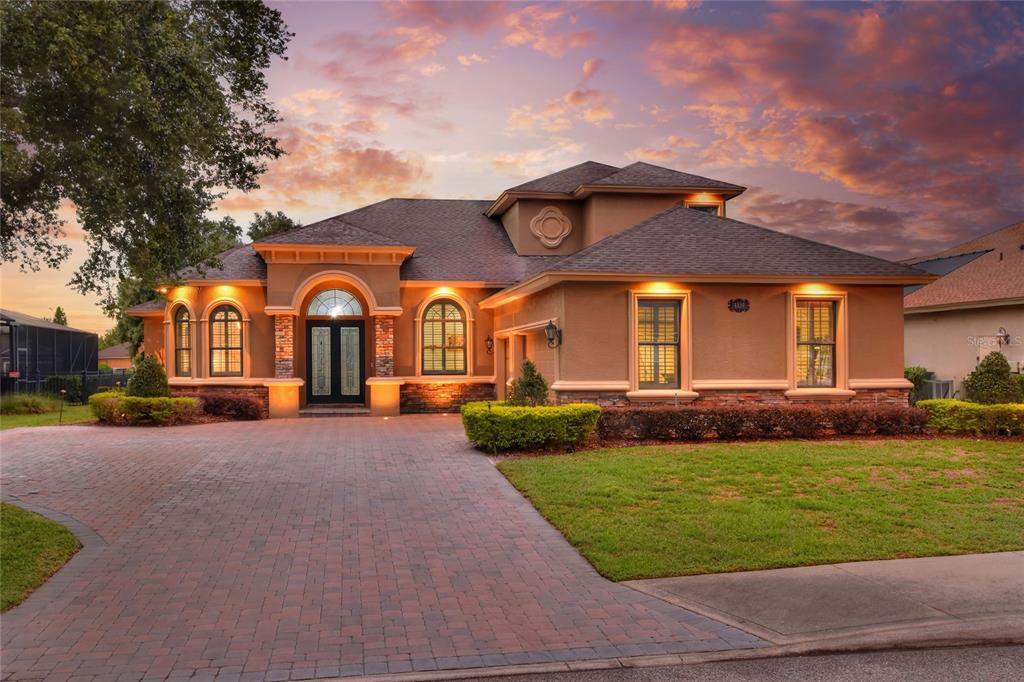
[922, 379, 954, 400]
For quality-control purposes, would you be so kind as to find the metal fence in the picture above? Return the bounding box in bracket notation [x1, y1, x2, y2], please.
[0, 370, 132, 403]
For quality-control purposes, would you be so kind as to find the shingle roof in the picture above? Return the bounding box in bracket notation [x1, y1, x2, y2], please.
[904, 221, 1024, 310]
[98, 342, 132, 359]
[255, 216, 404, 246]
[125, 300, 164, 315]
[590, 161, 745, 191]
[533, 205, 928, 279]
[338, 199, 552, 281]
[505, 161, 620, 193]
[176, 244, 267, 281]
[0, 308, 96, 334]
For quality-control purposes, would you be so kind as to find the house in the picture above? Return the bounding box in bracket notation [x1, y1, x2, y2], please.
[128, 161, 933, 418]
[98, 342, 134, 370]
[903, 221, 1024, 396]
[0, 308, 98, 387]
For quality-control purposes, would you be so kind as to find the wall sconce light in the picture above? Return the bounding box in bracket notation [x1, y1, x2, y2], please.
[996, 327, 1010, 345]
[485, 335, 494, 354]
[544, 320, 562, 348]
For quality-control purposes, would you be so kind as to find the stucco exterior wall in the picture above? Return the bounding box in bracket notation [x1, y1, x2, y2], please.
[394, 286, 497, 377]
[582, 193, 691, 246]
[265, 262, 401, 309]
[904, 303, 1024, 390]
[156, 284, 274, 378]
[491, 281, 907, 390]
[848, 286, 906, 380]
[501, 199, 584, 256]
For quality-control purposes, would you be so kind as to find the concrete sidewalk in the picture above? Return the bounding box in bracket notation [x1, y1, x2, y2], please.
[626, 551, 1024, 651]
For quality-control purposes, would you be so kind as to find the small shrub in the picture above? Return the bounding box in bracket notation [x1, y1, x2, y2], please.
[597, 404, 928, 442]
[201, 393, 262, 420]
[0, 394, 56, 415]
[89, 391, 200, 426]
[904, 366, 931, 405]
[918, 399, 1024, 436]
[127, 354, 169, 398]
[963, 352, 1023, 404]
[461, 400, 600, 452]
[43, 375, 83, 404]
[507, 360, 550, 406]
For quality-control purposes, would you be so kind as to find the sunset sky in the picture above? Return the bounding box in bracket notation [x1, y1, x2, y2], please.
[2, 0, 1021, 333]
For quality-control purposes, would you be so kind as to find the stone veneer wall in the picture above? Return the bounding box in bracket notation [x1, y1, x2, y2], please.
[374, 317, 394, 377]
[170, 385, 271, 418]
[555, 388, 909, 407]
[274, 315, 294, 379]
[400, 382, 496, 413]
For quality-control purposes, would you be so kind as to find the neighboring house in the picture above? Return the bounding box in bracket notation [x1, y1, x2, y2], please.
[904, 221, 1024, 396]
[0, 308, 98, 384]
[129, 161, 932, 417]
[98, 342, 133, 370]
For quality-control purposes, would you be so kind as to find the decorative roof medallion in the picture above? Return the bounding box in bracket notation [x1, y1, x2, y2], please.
[529, 206, 573, 248]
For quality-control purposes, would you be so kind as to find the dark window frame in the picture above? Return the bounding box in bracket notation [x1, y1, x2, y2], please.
[209, 304, 243, 377]
[173, 306, 192, 378]
[638, 299, 681, 390]
[421, 300, 467, 375]
[796, 299, 837, 388]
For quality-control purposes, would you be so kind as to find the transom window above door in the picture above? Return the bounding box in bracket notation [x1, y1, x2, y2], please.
[308, 289, 363, 317]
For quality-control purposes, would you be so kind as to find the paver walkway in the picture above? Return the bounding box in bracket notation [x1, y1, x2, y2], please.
[0, 416, 761, 681]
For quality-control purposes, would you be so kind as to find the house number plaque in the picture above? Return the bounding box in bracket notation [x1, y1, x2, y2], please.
[728, 298, 750, 313]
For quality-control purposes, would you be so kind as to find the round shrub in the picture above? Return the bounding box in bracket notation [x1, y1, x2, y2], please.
[127, 354, 169, 397]
[963, 352, 1023, 404]
[461, 400, 600, 452]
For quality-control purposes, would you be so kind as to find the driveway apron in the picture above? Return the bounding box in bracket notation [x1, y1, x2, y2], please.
[1, 416, 762, 681]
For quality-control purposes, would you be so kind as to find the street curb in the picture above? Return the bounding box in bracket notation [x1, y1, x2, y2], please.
[314, 636, 1024, 682]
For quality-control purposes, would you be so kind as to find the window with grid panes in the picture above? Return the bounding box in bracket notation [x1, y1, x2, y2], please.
[637, 300, 680, 389]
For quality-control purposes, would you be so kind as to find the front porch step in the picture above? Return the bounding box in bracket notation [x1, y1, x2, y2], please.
[298, 406, 372, 418]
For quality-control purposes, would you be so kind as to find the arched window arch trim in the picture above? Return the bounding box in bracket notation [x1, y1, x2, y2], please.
[172, 305, 193, 377]
[417, 297, 471, 376]
[208, 303, 245, 378]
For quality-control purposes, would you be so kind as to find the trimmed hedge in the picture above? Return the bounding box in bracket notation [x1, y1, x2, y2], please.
[918, 399, 1024, 436]
[597, 404, 929, 441]
[89, 391, 201, 426]
[200, 393, 262, 420]
[461, 401, 601, 452]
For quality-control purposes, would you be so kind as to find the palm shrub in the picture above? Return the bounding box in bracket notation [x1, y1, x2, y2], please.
[507, 359, 549, 406]
[127, 354, 169, 397]
[963, 352, 1023, 404]
[903, 366, 931, 405]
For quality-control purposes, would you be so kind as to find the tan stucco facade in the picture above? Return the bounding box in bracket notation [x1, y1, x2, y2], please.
[135, 175, 924, 415]
[905, 303, 1024, 394]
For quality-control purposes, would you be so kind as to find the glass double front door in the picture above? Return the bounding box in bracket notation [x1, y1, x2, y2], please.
[306, 320, 365, 404]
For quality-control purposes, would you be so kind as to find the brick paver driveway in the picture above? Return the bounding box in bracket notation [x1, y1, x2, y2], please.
[1, 416, 761, 681]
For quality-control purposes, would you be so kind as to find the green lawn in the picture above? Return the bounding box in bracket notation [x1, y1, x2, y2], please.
[0, 403, 95, 431]
[1, 503, 80, 611]
[497, 439, 1024, 581]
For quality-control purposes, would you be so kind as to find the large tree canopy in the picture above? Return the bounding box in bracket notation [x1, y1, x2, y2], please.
[1, 0, 291, 301]
[247, 210, 301, 242]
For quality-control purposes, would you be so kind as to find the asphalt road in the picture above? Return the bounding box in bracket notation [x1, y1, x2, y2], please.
[464, 645, 1024, 682]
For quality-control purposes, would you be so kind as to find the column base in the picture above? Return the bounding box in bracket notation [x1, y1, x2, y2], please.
[366, 377, 404, 417]
[265, 379, 304, 418]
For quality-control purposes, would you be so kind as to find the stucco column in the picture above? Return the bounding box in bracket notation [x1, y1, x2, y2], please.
[274, 314, 295, 378]
[374, 316, 395, 377]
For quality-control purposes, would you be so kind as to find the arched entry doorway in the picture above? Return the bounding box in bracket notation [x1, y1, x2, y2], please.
[305, 288, 366, 404]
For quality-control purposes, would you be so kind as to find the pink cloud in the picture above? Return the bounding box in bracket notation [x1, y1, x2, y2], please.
[502, 5, 593, 58]
[646, 2, 1024, 240]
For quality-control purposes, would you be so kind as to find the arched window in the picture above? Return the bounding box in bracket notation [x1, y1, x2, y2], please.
[209, 305, 243, 376]
[307, 289, 363, 317]
[173, 306, 191, 377]
[422, 300, 466, 375]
